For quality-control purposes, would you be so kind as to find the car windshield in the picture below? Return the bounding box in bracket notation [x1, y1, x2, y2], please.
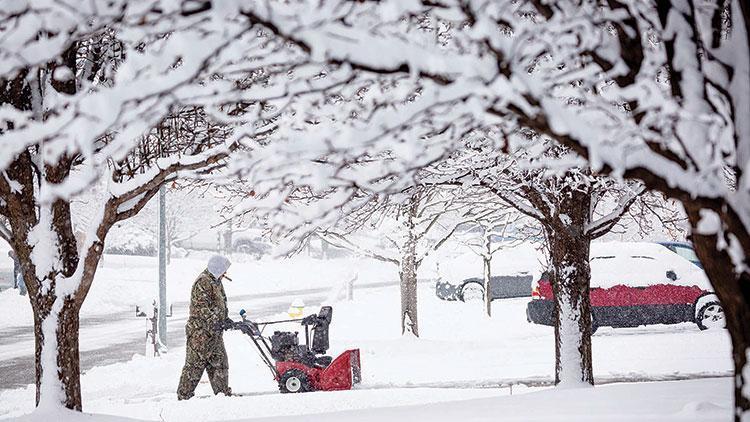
[673, 246, 700, 263]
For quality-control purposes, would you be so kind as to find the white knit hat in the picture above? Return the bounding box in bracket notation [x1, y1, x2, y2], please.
[207, 255, 231, 278]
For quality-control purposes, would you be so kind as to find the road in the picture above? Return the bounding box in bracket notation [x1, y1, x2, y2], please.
[0, 279, 413, 390]
[0, 269, 13, 293]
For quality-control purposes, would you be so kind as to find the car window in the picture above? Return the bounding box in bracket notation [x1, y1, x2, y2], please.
[673, 246, 700, 263]
[629, 255, 656, 260]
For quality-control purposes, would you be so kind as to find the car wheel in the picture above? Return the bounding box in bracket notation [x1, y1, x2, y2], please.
[279, 369, 311, 393]
[460, 283, 484, 302]
[695, 300, 725, 330]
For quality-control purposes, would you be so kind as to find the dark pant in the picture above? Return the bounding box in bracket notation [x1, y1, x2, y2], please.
[177, 331, 231, 399]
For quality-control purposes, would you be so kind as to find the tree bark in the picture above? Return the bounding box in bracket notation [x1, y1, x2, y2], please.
[34, 296, 82, 410]
[548, 228, 594, 386]
[684, 203, 750, 419]
[482, 255, 492, 318]
[400, 193, 420, 337]
[538, 184, 595, 387]
[400, 253, 419, 337]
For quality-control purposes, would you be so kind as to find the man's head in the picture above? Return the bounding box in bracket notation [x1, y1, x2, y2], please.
[207, 255, 232, 280]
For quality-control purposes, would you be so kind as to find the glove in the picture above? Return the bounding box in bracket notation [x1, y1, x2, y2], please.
[222, 318, 235, 330]
[213, 318, 235, 332]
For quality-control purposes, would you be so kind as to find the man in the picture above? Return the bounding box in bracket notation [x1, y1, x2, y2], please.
[177, 255, 234, 400]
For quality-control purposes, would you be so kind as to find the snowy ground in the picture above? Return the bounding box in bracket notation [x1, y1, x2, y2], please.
[0, 252, 395, 330]
[10, 377, 734, 422]
[0, 244, 734, 421]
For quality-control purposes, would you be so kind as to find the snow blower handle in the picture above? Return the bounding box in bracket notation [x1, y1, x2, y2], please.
[236, 308, 310, 331]
[300, 314, 318, 326]
[234, 321, 260, 336]
[234, 309, 260, 335]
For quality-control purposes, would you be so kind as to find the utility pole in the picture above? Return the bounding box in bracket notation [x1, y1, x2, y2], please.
[158, 185, 167, 347]
[224, 216, 233, 254]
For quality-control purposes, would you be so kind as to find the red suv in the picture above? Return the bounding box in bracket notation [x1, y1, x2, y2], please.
[526, 242, 724, 332]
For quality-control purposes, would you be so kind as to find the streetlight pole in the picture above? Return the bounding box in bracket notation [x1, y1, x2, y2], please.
[158, 185, 167, 347]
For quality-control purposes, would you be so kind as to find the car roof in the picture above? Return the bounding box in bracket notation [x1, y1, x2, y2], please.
[591, 241, 676, 258]
[589, 241, 710, 289]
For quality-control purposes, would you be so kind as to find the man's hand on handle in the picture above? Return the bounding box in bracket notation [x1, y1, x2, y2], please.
[219, 318, 260, 336]
[213, 318, 235, 333]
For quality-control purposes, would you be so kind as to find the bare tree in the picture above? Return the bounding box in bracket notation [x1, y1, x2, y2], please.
[0, 9, 243, 411]
[450, 195, 533, 316]
[132, 183, 220, 260]
[317, 187, 469, 336]
[0, 115, 235, 411]
[426, 130, 645, 386]
[490, 172, 643, 386]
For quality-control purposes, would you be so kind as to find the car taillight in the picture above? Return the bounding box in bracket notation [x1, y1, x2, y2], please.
[531, 277, 541, 299]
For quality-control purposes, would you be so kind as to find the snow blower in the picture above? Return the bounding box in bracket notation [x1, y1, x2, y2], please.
[230, 306, 361, 393]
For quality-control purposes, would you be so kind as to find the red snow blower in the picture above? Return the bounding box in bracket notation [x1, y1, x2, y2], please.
[230, 306, 361, 393]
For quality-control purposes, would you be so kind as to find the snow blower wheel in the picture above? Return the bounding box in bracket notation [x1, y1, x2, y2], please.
[279, 369, 310, 393]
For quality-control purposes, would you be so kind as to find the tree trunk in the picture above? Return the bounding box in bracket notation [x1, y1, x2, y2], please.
[322, 237, 330, 259]
[483, 253, 492, 318]
[34, 294, 82, 410]
[400, 255, 419, 337]
[684, 204, 750, 419]
[14, 187, 106, 412]
[548, 229, 594, 386]
[400, 192, 420, 337]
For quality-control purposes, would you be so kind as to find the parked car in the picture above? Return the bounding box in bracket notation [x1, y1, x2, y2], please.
[436, 274, 534, 302]
[526, 241, 724, 332]
[232, 234, 272, 258]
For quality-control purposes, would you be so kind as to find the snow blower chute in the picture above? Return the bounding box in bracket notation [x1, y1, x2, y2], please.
[230, 306, 361, 393]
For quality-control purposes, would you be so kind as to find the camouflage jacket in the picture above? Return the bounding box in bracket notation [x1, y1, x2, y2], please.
[186, 269, 228, 335]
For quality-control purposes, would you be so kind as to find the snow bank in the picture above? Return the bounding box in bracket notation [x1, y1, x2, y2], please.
[243, 378, 731, 422]
[14, 408, 141, 422]
[4, 377, 732, 422]
[0, 289, 33, 326]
